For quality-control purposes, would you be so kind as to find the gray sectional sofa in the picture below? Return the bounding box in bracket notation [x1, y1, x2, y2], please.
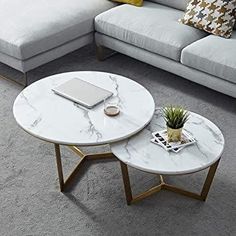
[95, 0, 236, 98]
[0, 0, 235, 98]
[0, 0, 116, 84]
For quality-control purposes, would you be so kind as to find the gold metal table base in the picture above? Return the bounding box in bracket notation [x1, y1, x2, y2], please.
[54, 144, 116, 192]
[120, 159, 220, 205]
[54, 143, 220, 204]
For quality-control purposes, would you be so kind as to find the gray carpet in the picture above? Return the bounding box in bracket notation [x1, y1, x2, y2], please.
[0, 44, 236, 236]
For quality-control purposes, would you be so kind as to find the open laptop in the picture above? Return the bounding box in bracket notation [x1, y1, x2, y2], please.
[52, 78, 113, 109]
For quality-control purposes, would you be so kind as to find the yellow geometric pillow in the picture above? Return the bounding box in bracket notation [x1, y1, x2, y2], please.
[112, 0, 143, 7]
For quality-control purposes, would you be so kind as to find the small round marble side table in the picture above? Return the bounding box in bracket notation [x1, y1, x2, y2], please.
[13, 71, 155, 191]
[111, 109, 224, 204]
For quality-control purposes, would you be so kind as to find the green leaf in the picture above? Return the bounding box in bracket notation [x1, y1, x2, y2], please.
[162, 105, 190, 129]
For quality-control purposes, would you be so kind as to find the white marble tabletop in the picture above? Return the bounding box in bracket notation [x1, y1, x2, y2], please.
[111, 109, 224, 175]
[13, 71, 155, 145]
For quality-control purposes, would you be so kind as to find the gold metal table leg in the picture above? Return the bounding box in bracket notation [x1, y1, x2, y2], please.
[54, 144, 65, 191]
[200, 159, 220, 201]
[120, 159, 221, 205]
[54, 144, 116, 192]
[120, 161, 133, 205]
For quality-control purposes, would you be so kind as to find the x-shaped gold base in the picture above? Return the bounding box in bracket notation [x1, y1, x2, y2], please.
[54, 144, 116, 191]
[120, 160, 220, 205]
[54, 144, 220, 204]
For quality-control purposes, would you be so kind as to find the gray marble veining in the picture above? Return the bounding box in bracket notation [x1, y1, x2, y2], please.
[13, 71, 155, 145]
[111, 111, 224, 175]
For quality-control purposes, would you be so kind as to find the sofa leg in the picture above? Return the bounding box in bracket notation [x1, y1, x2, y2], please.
[0, 72, 29, 87]
[96, 45, 104, 61]
[23, 72, 29, 87]
[96, 45, 117, 61]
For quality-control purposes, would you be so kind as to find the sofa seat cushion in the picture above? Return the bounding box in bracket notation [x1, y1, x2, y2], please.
[95, 2, 207, 61]
[0, 0, 116, 60]
[181, 32, 236, 83]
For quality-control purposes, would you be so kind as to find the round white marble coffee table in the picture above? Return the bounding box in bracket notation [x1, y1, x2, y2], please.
[13, 71, 155, 191]
[111, 109, 224, 204]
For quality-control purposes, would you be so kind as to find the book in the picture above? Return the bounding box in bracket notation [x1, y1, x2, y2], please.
[151, 129, 196, 153]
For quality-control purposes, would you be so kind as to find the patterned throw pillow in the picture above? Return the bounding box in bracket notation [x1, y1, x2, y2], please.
[111, 0, 143, 6]
[180, 0, 236, 38]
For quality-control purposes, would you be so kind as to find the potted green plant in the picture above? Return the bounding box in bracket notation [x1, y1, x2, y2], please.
[162, 106, 190, 142]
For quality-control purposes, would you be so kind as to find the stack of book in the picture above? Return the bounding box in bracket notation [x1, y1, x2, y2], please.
[151, 129, 196, 153]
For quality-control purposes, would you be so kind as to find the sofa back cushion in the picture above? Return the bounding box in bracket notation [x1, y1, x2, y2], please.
[146, 0, 189, 11]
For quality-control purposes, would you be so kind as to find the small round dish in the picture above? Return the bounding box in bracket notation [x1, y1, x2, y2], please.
[104, 105, 120, 116]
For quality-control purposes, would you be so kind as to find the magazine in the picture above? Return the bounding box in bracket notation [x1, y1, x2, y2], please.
[151, 129, 196, 153]
[150, 138, 184, 153]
